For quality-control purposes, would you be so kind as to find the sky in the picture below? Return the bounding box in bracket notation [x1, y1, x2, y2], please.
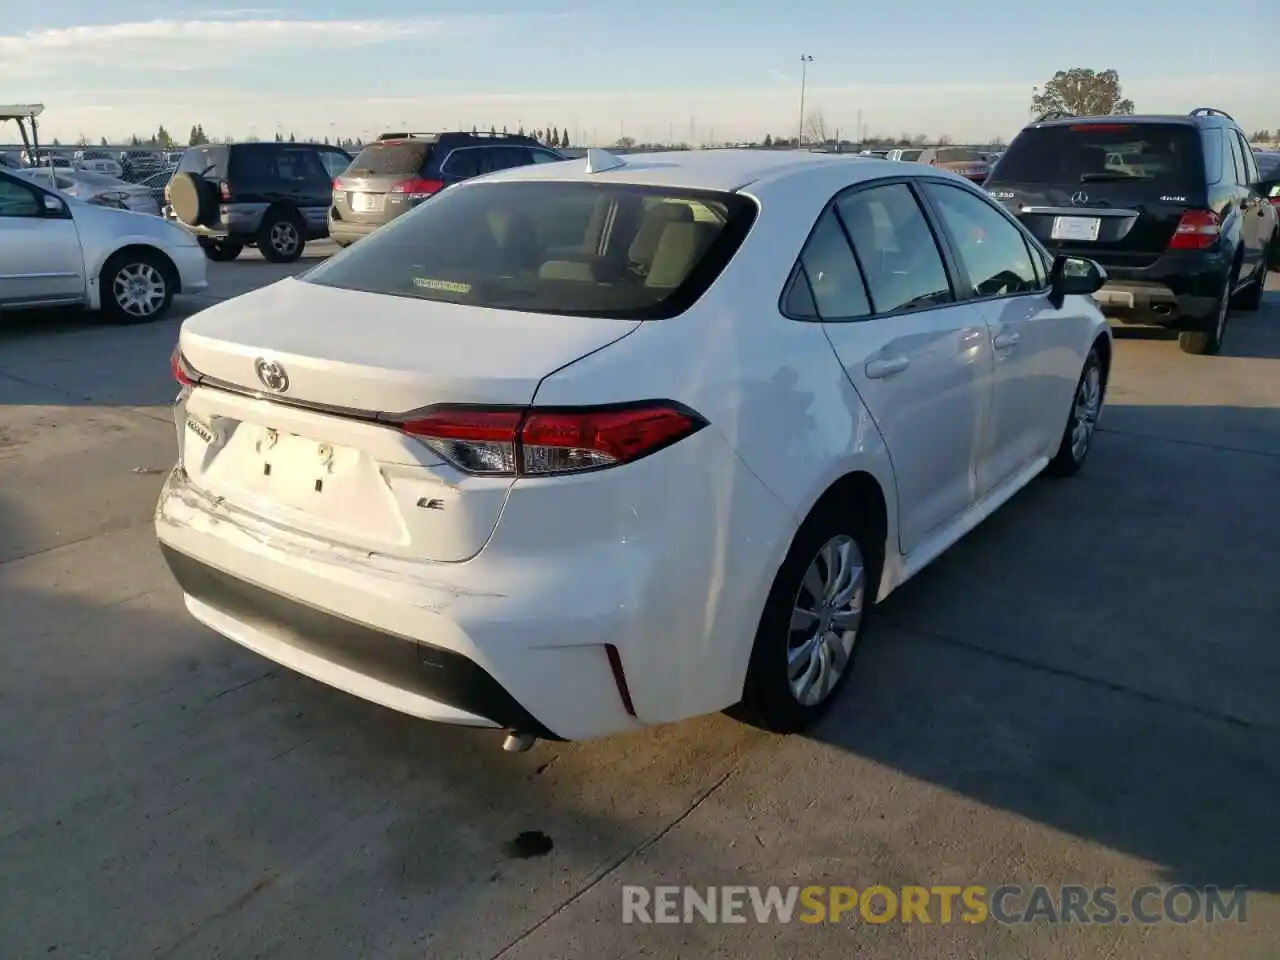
[2, 0, 1276, 146]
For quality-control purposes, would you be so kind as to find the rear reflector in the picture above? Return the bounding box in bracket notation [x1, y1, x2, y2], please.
[1168, 209, 1221, 251]
[390, 177, 444, 199]
[171, 346, 196, 386]
[398, 402, 707, 477]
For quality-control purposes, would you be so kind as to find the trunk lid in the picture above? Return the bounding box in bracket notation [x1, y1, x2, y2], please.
[988, 182, 1196, 268]
[177, 278, 641, 561]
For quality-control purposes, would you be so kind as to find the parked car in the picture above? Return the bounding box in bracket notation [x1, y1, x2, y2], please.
[0, 167, 206, 322]
[886, 148, 924, 162]
[139, 166, 177, 209]
[1254, 151, 1280, 209]
[157, 149, 1110, 748]
[328, 131, 563, 247]
[985, 108, 1279, 355]
[165, 141, 352, 262]
[73, 150, 125, 178]
[915, 147, 991, 184]
[18, 167, 162, 215]
[120, 150, 167, 182]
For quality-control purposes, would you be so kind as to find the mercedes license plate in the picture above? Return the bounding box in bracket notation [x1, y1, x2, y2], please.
[1051, 216, 1101, 242]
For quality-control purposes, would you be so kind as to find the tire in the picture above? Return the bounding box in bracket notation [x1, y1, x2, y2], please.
[1045, 346, 1103, 478]
[736, 500, 882, 734]
[1178, 266, 1234, 356]
[99, 249, 174, 325]
[258, 209, 304, 263]
[199, 238, 243, 262]
[169, 173, 217, 227]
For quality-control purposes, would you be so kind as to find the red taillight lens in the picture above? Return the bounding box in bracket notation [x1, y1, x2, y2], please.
[1168, 209, 1221, 251]
[1268, 197, 1280, 208]
[217, 180, 231, 201]
[332, 177, 344, 192]
[390, 177, 444, 198]
[398, 403, 706, 477]
[171, 347, 196, 386]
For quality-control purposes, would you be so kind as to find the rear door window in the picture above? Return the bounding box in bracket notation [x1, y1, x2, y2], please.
[994, 123, 1203, 189]
[318, 149, 352, 179]
[835, 183, 952, 313]
[441, 148, 481, 178]
[1235, 133, 1260, 184]
[347, 140, 434, 177]
[1226, 134, 1247, 186]
[304, 181, 758, 320]
[783, 209, 871, 320]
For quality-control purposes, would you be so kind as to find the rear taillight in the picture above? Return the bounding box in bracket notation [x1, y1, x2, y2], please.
[218, 180, 231, 201]
[1268, 197, 1280, 208]
[332, 177, 344, 192]
[390, 177, 444, 199]
[398, 402, 707, 477]
[171, 347, 197, 386]
[1168, 209, 1221, 251]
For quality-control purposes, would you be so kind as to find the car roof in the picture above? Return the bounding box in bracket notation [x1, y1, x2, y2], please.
[475, 149, 921, 193]
[1028, 114, 1230, 130]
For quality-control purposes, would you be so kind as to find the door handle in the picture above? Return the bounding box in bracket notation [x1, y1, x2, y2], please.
[865, 356, 911, 379]
[993, 330, 1020, 350]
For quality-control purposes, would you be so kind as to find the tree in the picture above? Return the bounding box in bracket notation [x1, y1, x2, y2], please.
[517, 125, 525, 136]
[502, 125, 508, 135]
[804, 110, 828, 145]
[471, 125, 478, 137]
[288, 132, 296, 142]
[936, 133, 953, 146]
[560, 128, 570, 148]
[615, 135, 636, 149]
[1251, 129, 1271, 143]
[763, 133, 774, 147]
[100, 136, 109, 147]
[52, 137, 62, 146]
[1031, 68, 1134, 119]
[75, 134, 89, 147]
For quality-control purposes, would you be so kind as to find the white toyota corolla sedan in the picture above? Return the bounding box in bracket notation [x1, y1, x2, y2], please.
[156, 149, 1110, 749]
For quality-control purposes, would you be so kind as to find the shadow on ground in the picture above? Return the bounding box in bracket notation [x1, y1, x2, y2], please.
[813, 401, 1280, 893]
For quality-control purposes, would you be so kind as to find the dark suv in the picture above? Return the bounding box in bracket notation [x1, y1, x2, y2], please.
[165, 141, 352, 262]
[328, 131, 563, 247]
[985, 108, 1278, 354]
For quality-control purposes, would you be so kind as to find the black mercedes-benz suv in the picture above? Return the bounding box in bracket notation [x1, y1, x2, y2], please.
[985, 108, 1278, 354]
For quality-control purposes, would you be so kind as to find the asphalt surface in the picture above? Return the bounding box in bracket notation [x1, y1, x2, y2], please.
[1, 249, 1277, 959]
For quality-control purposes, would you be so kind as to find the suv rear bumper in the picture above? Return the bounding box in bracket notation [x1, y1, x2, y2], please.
[327, 214, 381, 245]
[1090, 248, 1230, 330]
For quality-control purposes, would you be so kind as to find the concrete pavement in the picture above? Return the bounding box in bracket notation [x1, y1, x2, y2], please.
[1, 262, 1277, 959]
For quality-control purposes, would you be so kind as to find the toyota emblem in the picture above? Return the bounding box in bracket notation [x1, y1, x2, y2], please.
[255, 358, 290, 393]
[1070, 191, 1089, 206]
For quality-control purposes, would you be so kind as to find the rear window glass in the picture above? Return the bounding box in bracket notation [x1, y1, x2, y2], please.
[1255, 152, 1280, 181]
[347, 141, 433, 176]
[304, 181, 758, 320]
[993, 123, 1202, 187]
[936, 149, 983, 163]
[898, 150, 923, 161]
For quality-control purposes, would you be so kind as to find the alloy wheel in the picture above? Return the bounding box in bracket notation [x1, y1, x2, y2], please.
[112, 262, 167, 318]
[1070, 363, 1102, 462]
[787, 534, 866, 706]
[270, 221, 300, 256]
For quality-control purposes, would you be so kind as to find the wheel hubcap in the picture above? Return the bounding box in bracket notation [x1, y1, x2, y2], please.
[788, 534, 865, 707]
[112, 263, 166, 317]
[271, 222, 299, 254]
[1070, 364, 1101, 462]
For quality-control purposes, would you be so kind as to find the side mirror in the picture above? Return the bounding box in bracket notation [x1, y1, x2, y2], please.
[42, 194, 67, 216]
[1048, 254, 1106, 309]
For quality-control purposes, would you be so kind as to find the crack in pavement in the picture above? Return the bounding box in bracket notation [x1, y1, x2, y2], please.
[882, 617, 1274, 733]
[487, 767, 739, 960]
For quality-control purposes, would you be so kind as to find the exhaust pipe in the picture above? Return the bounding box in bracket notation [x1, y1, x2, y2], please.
[503, 732, 537, 753]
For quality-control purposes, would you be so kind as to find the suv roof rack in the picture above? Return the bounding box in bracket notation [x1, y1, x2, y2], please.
[1033, 110, 1075, 123]
[1189, 106, 1235, 121]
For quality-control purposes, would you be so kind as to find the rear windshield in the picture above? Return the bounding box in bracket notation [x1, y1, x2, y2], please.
[347, 141, 433, 176]
[1256, 152, 1280, 181]
[994, 123, 1202, 187]
[898, 150, 923, 161]
[304, 181, 758, 320]
[936, 149, 983, 163]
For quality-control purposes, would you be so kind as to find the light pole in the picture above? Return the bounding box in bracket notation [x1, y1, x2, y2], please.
[798, 54, 814, 146]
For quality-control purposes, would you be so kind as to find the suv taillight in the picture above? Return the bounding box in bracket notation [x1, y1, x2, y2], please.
[218, 180, 231, 202]
[171, 347, 197, 386]
[397, 403, 707, 477]
[390, 177, 444, 199]
[332, 177, 344, 192]
[1168, 209, 1220, 251]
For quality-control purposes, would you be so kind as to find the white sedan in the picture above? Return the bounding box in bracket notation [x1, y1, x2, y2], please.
[0, 168, 207, 322]
[156, 149, 1110, 747]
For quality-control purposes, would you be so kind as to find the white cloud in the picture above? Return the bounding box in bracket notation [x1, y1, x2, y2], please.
[0, 15, 505, 74]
